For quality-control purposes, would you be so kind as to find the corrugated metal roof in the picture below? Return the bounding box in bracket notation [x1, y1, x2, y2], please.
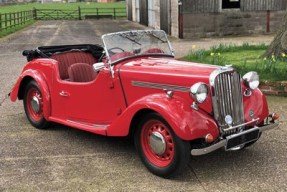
[241, 0, 287, 11]
[181, 0, 287, 13]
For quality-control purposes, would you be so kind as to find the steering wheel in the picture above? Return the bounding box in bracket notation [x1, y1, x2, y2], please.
[98, 51, 106, 62]
[108, 47, 125, 55]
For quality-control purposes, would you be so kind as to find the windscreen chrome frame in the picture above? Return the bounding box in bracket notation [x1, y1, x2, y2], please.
[101, 30, 174, 78]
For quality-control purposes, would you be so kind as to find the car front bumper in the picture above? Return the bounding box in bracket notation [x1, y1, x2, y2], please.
[191, 121, 279, 156]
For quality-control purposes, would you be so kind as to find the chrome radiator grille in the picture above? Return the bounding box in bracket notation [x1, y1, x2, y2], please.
[210, 68, 244, 136]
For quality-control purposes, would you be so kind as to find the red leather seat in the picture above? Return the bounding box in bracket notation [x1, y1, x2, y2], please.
[109, 52, 133, 62]
[51, 52, 97, 80]
[68, 63, 97, 82]
[143, 48, 164, 54]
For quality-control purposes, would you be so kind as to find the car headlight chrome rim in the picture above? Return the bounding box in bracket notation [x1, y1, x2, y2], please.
[243, 71, 259, 90]
[190, 82, 208, 104]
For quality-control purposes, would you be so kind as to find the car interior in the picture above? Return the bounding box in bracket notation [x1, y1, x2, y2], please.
[23, 44, 104, 83]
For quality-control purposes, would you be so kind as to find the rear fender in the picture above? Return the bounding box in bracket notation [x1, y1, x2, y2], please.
[10, 69, 51, 119]
[107, 94, 219, 141]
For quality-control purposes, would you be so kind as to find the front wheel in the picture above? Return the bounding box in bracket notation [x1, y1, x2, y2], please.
[23, 80, 48, 129]
[134, 113, 191, 178]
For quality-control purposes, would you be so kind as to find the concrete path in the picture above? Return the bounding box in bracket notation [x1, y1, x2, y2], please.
[0, 20, 286, 192]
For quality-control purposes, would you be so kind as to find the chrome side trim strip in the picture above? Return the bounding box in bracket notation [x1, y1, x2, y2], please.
[132, 81, 190, 92]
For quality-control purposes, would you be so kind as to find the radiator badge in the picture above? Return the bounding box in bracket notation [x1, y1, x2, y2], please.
[249, 110, 254, 118]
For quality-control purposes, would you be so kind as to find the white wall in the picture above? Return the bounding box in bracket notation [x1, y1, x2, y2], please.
[170, 0, 179, 37]
[147, 0, 156, 27]
[135, 0, 140, 23]
[129, 0, 179, 38]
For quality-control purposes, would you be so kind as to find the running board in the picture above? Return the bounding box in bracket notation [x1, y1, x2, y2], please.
[49, 117, 109, 136]
[67, 119, 108, 129]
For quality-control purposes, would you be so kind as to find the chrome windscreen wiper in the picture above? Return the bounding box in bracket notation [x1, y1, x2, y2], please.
[148, 32, 167, 43]
[119, 34, 142, 45]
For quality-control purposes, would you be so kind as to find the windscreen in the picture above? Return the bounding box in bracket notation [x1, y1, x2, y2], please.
[102, 30, 174, 63]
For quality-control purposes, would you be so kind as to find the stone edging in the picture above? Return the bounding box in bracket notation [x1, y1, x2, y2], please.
[259, 81, 287, 96]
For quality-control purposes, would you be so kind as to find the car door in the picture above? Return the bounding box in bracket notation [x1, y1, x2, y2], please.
[51, 68, 126, 126]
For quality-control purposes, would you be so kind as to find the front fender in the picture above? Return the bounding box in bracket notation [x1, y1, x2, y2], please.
[243, 88, 269, 124]
[10, 69, 51, 120]
[107, 94, 219, 141]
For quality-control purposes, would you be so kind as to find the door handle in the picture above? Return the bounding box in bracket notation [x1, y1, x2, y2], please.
[59, 91, 69, 97]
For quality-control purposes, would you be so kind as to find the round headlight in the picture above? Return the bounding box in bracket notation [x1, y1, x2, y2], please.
[190, 83, 208, 104]
[243, 71, 259, 90]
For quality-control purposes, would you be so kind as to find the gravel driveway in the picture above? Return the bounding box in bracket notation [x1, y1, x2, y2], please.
[0, 19, 286, 192]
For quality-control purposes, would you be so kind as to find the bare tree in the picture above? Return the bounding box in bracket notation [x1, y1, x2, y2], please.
[263, 11, 287, 58]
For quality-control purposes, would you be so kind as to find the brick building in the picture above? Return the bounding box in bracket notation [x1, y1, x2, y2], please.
[127, 0, 287, 38]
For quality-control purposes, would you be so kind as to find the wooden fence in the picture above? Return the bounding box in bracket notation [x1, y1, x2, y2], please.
[34, 8, 80, 20]
[0, 10, 34, 31]
[0, 7, 126, 32]
[80, 7, 126, 19]
[34, 7, 126, 20]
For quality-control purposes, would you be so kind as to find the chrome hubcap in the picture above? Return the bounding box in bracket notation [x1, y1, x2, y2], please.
[31, 96, 40, 113]
[149, 132, 166, 155]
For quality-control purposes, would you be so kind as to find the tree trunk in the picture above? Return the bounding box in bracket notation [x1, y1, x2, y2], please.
[262, 10, 287, 58]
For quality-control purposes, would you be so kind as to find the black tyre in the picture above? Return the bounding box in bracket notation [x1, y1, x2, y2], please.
[23, 80, 48, 129]
[134, 113, 191, 178]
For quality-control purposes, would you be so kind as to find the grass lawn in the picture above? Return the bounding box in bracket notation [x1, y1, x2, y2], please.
[0, 20, 34, 38]
[183, 44, 287, 81]
[0, 2, 126, 13]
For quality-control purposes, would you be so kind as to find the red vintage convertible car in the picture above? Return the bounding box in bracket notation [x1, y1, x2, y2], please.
[10, 30, 279, 178]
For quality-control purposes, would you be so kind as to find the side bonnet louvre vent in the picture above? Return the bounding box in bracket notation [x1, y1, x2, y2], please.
[210, 67, 244, 136]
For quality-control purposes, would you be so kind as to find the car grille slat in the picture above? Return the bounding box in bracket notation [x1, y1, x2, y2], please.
[210, 68, 244, 136]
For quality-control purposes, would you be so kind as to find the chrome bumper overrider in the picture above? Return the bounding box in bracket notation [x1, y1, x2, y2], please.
[191, 122, 279, 156]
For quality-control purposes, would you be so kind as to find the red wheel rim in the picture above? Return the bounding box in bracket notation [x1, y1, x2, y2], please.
[26, 87, 43, 122]
[140, 120, 175, 168]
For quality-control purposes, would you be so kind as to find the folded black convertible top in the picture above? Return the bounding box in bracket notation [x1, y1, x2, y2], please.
[23, 44, 104, 62]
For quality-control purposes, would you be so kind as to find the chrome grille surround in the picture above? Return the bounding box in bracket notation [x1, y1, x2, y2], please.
[210, 66, 245, 136]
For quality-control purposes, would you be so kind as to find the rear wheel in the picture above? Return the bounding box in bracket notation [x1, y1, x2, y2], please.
[23, 80, 48, 129]
[134, 113, 190, 178]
